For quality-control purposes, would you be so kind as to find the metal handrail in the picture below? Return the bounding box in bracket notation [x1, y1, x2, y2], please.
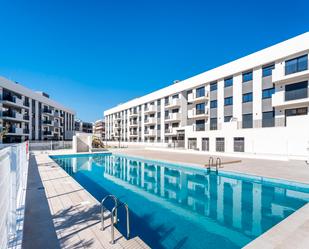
[207, 157, 214, 171]
[215, 157, 222, 172]
[110, 202, 130, 244]
[101, 195, 118, 231]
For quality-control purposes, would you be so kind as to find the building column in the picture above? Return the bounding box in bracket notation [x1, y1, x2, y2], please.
[233, 74, 242, 123]
[35, 101, 39, 140]
[160, 98, 165, 142]
[253, 67, 262, 127]
[217, 79, 224, 129]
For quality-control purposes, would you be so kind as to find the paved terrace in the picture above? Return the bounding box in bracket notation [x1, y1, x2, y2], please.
[22, 152, 149, 249]
[110, 147, 309, 184]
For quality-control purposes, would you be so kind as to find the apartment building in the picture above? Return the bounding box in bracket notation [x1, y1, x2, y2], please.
[104, 32, 309, 158]
[74, 119, 93, 134]
[0, 76, 75, 143]
[93, 119, 105, 139]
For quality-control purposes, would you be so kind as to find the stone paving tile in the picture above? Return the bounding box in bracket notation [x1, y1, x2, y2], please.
[24, 152, 150, 249]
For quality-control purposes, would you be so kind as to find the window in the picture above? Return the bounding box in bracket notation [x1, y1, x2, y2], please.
[262, 64, 275, 77]
[234, 137, 244, 152]
[224, 77, 233, 87]
[285, 107, 308, 117]
[210, 118, 217, 130]
[172, 94, 179, 99]
[172, 108, 179, 113]
[224, 97, 233, 106]
[172, 123, 179, 128]
[165, 97, 169, 105]
[224, 116, 232, 122]
[285, 55, 308, 75]
[242, 92, 253, 103]
[195, 120, 205, 131]
[242, 113, 253, 128]
[285, 81, 308, 101]
[242, 71, 253, 82]
[262, 111, 275, 127]
[216, 138, 225, 152]
[196, 103, 205, 115]
[196, 87, 205, 98]
[157, 124, 161, 130]
[202, 138, 209, 151]
[262, 88, 275, 99]
[157, 99, 161, 105]
[210, 100, 217, 108]
[210, 81, 217, 91]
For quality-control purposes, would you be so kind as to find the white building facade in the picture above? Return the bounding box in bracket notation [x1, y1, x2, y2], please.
[0, 76, 75, 143]
[104, 33, 309, 159]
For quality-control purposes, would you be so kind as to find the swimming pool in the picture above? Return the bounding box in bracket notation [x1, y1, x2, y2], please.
[50, 153, 309, 249]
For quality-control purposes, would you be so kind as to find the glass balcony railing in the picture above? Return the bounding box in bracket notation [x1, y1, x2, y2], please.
[285, 88, 308, 101]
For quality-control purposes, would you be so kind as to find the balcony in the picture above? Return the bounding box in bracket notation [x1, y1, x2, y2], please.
[144, 129, 156, 136]
[144, 105, 156, 114]
[43, 108, 53, 115]
[43, 120, 53, 126]
[129, 121, 138, 127]
[2, 111, 24, 121]
[129, 111, 139, 117]
[54, 111, 60, 117]
[165, 112, 182, 122]
[164, 127, 177, 136]
[43, 130, 52, 136]
[7, 127, 24, 135]
[115, 115, 122, 121]
[165, 98, 181, 108]
[129, 131, 138, 137]
[188, 92, 209, 103]
[272, 89, 309, 108]
[144, 117, 156, 125]
[188, 108, 209, 119]
[2, 95, 29, 109]
[272, 64, 309, 85]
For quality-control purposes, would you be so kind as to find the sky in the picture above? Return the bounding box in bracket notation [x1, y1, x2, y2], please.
[0, 0, 308, 122]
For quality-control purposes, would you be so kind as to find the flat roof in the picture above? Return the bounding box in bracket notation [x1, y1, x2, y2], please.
[0, 76, 75, 114]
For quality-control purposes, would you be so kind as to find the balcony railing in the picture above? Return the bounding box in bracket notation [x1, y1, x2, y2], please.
[43, 131, 52, 135]
[196, 109, 206, 115]
[285, 88, 308, 101]
[43, 120, 52, 125]
[43, 108, 53, 114]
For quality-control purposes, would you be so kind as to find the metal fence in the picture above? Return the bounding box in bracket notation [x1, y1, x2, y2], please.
[0, 142, 29, 249]
[29, 140, 72, 151]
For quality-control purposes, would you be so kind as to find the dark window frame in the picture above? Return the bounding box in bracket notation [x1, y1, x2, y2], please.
[285, 55, 308, 75]
[224, 77, 233, 88]
[242, 92, 253, 103]
[242, 71, 253, 82]
[224, 96, 233, 106]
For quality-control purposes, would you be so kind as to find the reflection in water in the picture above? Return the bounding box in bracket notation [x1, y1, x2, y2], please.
[52, 154, 309, 249]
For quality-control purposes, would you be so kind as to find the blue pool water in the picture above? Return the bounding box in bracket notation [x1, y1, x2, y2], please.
[50, 153, 309, 249]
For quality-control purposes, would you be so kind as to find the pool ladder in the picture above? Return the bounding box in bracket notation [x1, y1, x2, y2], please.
[206, 157, 222, 174]
[101, 195, 130, 244]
